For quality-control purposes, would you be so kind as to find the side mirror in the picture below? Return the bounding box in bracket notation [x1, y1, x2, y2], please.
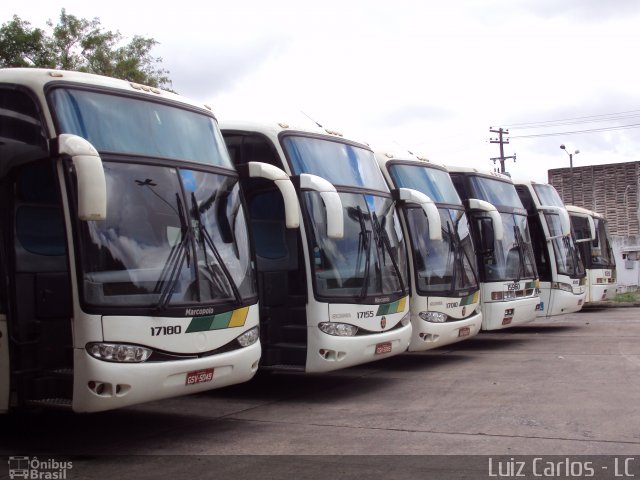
[298, 174, 344, 239]
[467, 198, 504, 241]
[58, 134, 106, 221]
[479, 217, 495, 254]
[569, 211, 597, 243]
[539, 205, 571, 238]
[244, 162, 300, 229]
[395, 188, 442, 241]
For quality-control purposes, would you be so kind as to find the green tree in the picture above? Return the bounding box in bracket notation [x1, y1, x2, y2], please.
[0, 9, 171, 89]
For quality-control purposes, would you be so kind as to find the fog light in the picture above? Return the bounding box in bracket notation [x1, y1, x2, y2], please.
[87, 343, 152, 363]
[318, 322, 358, 336]
[236, 326, 259, 347]
[418, 311, 448, 323]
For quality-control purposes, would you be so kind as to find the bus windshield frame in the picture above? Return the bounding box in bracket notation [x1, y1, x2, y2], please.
[387, 162, 478, 296]
[282, 134, 408, 303]
[49, 86, 257, 315]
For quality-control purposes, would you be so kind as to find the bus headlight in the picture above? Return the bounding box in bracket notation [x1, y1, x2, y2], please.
[400, 312, 410, 326]
[236, 326, 260, 347]
[318, 322, 358, 336]
[418, 311, 448, 323]
[551, 282, 573, 293]
[87, 343, 152, 363]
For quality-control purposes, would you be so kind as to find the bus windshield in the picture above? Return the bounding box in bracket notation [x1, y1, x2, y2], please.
[533, 184, 564, 207]
[77, 163, 256, 310]
[283, 136, 407, 300]
[480, 212, 537, 282]
[592, 218, 615, 268]
[283, 135, 388, 190]
[386, 163, 476, 294]
[406, 206, 478, 295]
[304, 192, 408, 300]
[469, 176, 523, 209]
[49, 87, 233, 168]
[49, 87, 254, 311]
[387, 163, 461, 204]
[545, 213, 585, 277]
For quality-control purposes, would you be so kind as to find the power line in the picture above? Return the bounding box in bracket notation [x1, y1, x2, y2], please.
[510, 122, 640, 139]
[497, 108, 640, 130]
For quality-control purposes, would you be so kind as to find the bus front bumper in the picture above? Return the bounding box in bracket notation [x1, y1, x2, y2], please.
[71, 341, 261, 413]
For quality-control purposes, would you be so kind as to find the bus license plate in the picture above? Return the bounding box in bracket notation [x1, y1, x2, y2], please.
[458, 326, 471, 337]
[186, 368, 214, 385]
[375, 341, 392, 355]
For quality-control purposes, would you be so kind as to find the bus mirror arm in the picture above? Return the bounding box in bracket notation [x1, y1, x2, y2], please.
[395, 188, 442, 241]
[539, 205, 571, 237]
[244, 162, 300, 229]
[296, 174, 344, 239]
[587, 215, 596, 241]
[57, 134, 107, 221]
[568, 211, 596, 242]
[467, 198, 504, 241]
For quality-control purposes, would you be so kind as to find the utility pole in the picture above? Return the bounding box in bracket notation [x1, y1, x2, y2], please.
[489, 127, 516, 174]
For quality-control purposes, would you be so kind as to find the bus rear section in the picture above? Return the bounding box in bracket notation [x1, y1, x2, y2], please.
[514, 181, 586, 316]
[222, 122, 412, 372]
[568, 205, 617, 303]
[448, 168, 540, 330]
[376, 152, 482, 350]
[0, 68, 282, 412]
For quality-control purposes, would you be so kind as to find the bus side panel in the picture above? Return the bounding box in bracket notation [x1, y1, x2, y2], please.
[0, 315, 9, 413]
[536, 282, 552, 317]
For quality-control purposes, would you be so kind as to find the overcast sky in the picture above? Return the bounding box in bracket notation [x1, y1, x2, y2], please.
[8, 1, 640, 182]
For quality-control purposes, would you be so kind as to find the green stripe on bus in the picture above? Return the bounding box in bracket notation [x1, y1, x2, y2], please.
[210, 311, 233, 330]
[185, 316, 215, 333]
[460, 291, 479, 306]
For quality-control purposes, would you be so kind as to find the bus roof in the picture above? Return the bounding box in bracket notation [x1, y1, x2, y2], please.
[445, 164, 513, 182]
[566, 204, 604, 219]
[374, 150, 448, 171]
[220, 120, 370, 149]
[0, 68, 213, 114]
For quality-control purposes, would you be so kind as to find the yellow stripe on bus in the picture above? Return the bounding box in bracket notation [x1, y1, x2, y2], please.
[228, 306, 249, 328]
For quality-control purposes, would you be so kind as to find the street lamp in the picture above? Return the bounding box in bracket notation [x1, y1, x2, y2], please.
[560, 144, 580, 204]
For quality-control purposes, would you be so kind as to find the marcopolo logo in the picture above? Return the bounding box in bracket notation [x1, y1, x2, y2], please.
[185, 307, 215, 316]
[8, 457, 72, 479]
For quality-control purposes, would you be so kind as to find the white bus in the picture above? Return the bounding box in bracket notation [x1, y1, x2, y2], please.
[567, 205, 617, 303]
[514, 181, 586, 316]
[375, 153, 482, 350]
[447, 168, 540, 330]
[0, 69, 300, 413]
[221, 122, 412, 372]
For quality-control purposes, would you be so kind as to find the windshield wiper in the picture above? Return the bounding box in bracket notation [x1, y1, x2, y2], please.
[353, 205, 372, 300]
[191, 192, 243, 306]
[372, 211, 406, 294]
[154, 193, 192, 310]
[513, 223, 535, 282]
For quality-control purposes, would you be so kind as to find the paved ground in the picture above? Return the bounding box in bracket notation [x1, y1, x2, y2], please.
[1, 306, 639, 478]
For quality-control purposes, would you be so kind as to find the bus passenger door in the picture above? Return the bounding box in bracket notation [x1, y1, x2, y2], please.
[7, 160, 74, 408]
